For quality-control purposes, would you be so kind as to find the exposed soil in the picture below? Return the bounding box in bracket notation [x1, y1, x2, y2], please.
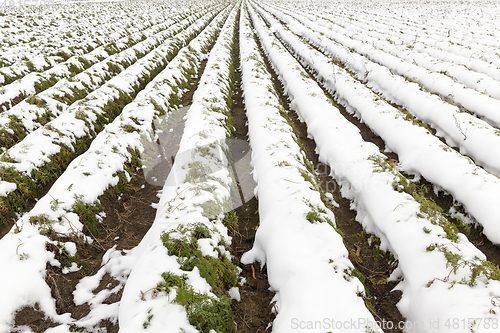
[13, 306, 59, 333]
[231, 22, 276, 333]
[411, 175, 500, 269]
[13, 171, 158, 332]
[288, 109, 405, 333]
[248, 11, 406, 331]
[12, 56, 209, 333]
[275, 11, 500, 271]
[232, 197, 275, 333]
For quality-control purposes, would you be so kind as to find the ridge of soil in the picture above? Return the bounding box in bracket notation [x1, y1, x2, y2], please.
[271, 9, 500, 269]
[249, 10, 405, 331]
[12, 56, 209, 333]
[230, 15, 276, 332]
[14, 171, 158, 333]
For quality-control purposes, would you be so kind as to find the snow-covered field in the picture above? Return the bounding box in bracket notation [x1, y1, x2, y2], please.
[1, 0, 500, 332]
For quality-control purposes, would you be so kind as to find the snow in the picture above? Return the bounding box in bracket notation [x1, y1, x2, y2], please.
[0, 222, 72, 331]
[0, 2, 231, 330]
[240, 5, 381, 332]
[2, 0, 500, 332]
[0, 5, 218, 198]
[268, 5, 500, 177]
[249, 1, 500, 331]
[256, 1, 500, 246]
[118, 5, 239, 331]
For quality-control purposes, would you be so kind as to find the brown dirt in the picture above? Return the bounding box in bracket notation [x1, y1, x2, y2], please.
[232, 197, 275, 333]
[231, 22, 276, 332]
[247, 12, 406, 330]
[411, 176, 500, 269]
[13, 305, 58, 333]
[12, 55, 210, 333]
[13, 171, 158, 332]
[287, 98, 405, 333]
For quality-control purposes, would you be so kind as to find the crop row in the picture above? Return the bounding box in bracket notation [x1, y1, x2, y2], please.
[321, 8, 500, 96]
[239, 4, 381, 332]
[0, 3, 223, 226]
[0, 0, 178, 78]
[314, 0, 500, 67]
[260, 2, 500, 175]
[254, 0, 500, 246]
[267, 1, 500, 130]
[0, 5, 208, 113]
[118, 4, 240, 331]
[0, 2, 232, 331]
[248, 0, 500, 331]
[0, 5, 216, 149]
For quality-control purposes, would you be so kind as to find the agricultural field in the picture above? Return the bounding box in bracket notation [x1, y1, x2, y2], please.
[1, 0, 500, 332]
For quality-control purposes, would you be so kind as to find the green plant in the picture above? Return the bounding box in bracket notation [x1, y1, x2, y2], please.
[29, 214, 56, 235]
[426, 243, 500, 287]
[72, 194, 103, 236]
[185, 161, 211, 184]
[25, 96, 48, 108]
[50, 198, 61, 211]
[155, 272, 235, 333]
[304, 200, 334, 227]
[143, 310, 153, 329]
[157, 221, 238, 332]
[373, 246, 385, 262]
[276, 160, 292, 167]
[223, 210, 238, 235]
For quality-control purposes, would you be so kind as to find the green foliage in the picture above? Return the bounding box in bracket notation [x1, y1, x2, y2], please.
[427, 243, 500, 287]
[223, 210, 239, 235]
[396, 106, 432, 133]
[121, 124, 137, 133]
[34, 109, 55, 126]
[50, 198, 61, 211]
[441, 247, 462, 274]
[143, 310, 153, 329]
[103, 42, 119, 55]
[373, 246, 385, 262]
[453, 214, 471, 235]
[185, 161, 211, 184]
[426, 244, 437, 252]
[184, 291, 234, 333]
[386, 162, 459, 242]
[276, 160, 292, 167]
[155, 272, 235, 333]
[0, 114, 27, 149]
[72, 194, 103, 236]
[343, 266, 366, 286]
[158, 221, 238, 332]
[367, 154, 398, 174]
[58, 244, 82, 269]
[25, 95, 48, 108]
[304, 200, 335, 228]
[33, 74, 59, 94]
[29, 214, 55, 235]
[305, 210, 322, 224]
[161, 222, 238, 294]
